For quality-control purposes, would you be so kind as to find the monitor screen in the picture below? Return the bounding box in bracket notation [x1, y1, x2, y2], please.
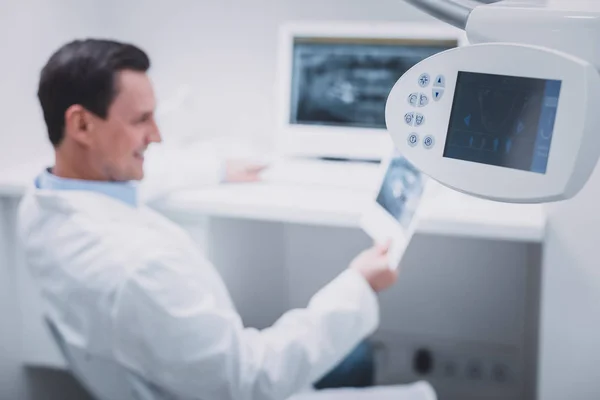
[443, 72, 562, 174]
[289, 37, 457, 130]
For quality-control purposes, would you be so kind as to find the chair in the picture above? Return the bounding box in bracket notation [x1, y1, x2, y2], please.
[44, 317, 177, 400]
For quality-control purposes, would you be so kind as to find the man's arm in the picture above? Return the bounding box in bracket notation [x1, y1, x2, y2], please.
[112, 247, 390, 400]
[138, 142, 224, 203]
[138, 142, 266, 204]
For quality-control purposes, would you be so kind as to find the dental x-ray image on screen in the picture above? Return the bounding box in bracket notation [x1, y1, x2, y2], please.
[289, 37, 455, 129]
[376, 154, 425, 230]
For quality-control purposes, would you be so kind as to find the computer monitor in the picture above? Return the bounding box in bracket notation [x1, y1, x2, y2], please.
[276, 21, 467, 161]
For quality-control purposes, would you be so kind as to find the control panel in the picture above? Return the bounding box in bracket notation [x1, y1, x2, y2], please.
[397, 69, 449, 161]
[385, 43, 600, 203]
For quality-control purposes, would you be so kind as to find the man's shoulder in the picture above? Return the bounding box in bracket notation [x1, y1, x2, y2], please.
[18, 189, 193, 281]
[18, 189, 167, 257]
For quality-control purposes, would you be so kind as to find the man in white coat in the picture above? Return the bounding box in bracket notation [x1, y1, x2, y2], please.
[18, 39, 397, 400]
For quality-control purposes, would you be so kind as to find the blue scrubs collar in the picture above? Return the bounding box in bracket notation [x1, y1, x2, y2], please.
[35, 168, 138, 207]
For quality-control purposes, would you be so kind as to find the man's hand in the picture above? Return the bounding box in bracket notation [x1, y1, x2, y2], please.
[224, 159, 267, 183]
[350, 241, 398, 293]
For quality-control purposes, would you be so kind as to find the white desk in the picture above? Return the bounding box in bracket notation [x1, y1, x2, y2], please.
[1, 160, 546, 243]
[153, 182, 545, 243]
[0, 162, 545, 399]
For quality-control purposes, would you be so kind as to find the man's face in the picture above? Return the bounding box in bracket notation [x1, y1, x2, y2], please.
[87, 70, 161, 181]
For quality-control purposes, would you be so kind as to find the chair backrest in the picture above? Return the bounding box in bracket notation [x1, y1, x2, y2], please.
[44, 317, 177, 400]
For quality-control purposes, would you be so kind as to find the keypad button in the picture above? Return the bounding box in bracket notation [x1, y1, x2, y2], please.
[418, 73, 430, 88]
[415, 113, 425, 127]
[408, 93, 419, 107]
[434, 75, 446, 87]
[418, 94, 429, 107]
[407, 133, 419, 147]
[423, 135, 435, 149]
[433, 89, 444, 101]
[404, 112, 415, 126]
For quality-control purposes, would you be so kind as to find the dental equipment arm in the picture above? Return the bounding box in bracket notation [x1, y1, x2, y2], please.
[402, 0, 479, 29]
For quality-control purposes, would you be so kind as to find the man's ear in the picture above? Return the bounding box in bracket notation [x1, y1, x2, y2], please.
[64, 105, 94, 146]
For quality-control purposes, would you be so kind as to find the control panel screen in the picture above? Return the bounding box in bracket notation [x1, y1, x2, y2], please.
[443, 72, 561, 174]
[290, 37, 456, 129]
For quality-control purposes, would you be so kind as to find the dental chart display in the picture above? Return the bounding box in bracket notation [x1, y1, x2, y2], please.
[443, 71, 561, 174]
[289, 37, 454, 130]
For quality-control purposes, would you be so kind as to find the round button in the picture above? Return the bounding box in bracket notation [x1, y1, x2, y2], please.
[418, 73, 430, 88]
[492, 364, 509, 383]
[407, 93, 419, 107]
[418, 93, 429, 107]
[404, 112, 415, 126]
[444, 361, 457, 377]
[413, 348, 434, 376]
[407, 133, 419, 147]
[467, 361, 483, 380]
[415, 113, 425, 127]
[423, 135, 435, 149]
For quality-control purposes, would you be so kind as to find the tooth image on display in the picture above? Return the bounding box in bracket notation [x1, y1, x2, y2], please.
[376, 153, 425, 230]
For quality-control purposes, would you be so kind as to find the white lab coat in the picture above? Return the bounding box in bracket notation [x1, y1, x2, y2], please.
[17, 165, 380, 400]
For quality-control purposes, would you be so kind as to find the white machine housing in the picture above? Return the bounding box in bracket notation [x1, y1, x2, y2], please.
[276, 21, 467, 161]
[386, 43, 600, 203]
[385, 0, 600, 203]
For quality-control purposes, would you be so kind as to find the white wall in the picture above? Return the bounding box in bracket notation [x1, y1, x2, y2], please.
[539, 163, 600, 399]
[106, 0, 436, 150]
[0, 0, 113, 172]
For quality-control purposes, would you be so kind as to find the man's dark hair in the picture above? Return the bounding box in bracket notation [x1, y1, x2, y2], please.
[37, 39, 150, 146]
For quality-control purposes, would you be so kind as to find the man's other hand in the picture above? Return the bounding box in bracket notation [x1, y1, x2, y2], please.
[224, 159, 267, 183]
[350, 241, 398, 293]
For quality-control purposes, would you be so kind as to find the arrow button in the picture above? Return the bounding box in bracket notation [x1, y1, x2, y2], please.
[434, 75, 445, 87]
[464, 114, 472, 127]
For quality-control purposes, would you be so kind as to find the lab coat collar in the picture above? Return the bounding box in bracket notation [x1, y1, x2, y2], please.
[35, 168, 139, 207]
